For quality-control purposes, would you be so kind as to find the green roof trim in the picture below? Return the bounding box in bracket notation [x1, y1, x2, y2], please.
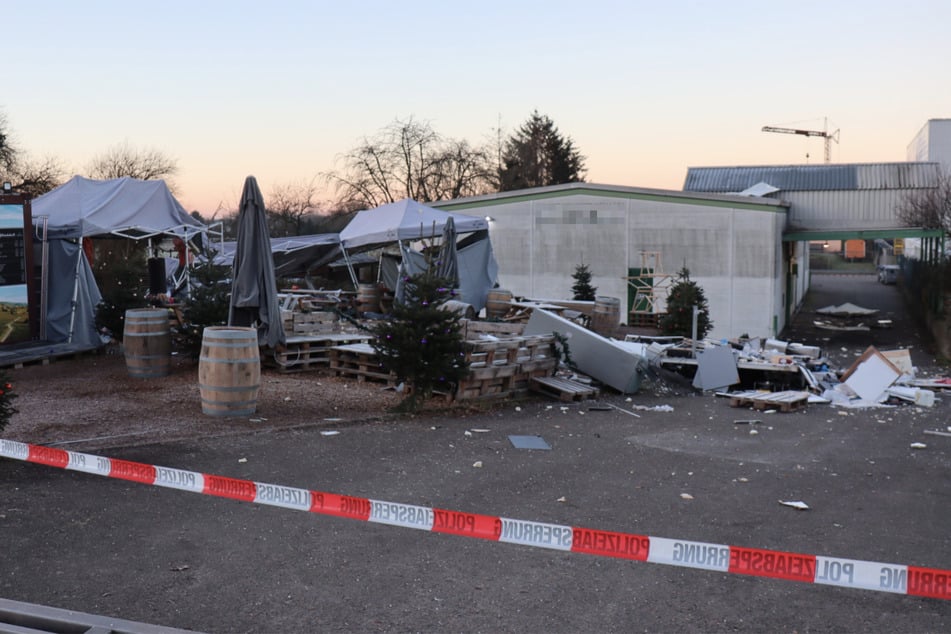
[782, 228, 945, 241]
[431, 185, 787, 214]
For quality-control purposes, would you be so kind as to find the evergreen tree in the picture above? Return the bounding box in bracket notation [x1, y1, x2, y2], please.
[371, 270, 467, 412]
[180, 254, 232, 358]
[499, 111, 586, 191]
[94, 248, 149, 341]
[659, 267, 713, 339]
[571, 263, 597, 300]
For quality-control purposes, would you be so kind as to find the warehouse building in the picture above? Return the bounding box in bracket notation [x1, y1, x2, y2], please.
[433, 161, 940, 341]
[433, 184, 793, 340]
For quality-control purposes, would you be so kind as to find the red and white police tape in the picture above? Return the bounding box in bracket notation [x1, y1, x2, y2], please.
[3, 438, 949, 600]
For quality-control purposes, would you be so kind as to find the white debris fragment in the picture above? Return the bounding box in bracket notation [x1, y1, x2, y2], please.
[464, 430, 473, 437]
[470, 428, 490, 433]
[320, 430, 340, 436]
[472, 461, 483, 468]
[910, 442, 927, 449]
[238, 458, 247, 463]
[749, 429, 759, 435]
[779, 500, 810, 510]
[680, 493, 694, 500]
[557, 496, 567, 503]
[515, 406, 522, 412]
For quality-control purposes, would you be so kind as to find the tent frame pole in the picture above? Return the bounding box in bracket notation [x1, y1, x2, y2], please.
[66, 240, 84, 344]
[341, 246, 359, 288]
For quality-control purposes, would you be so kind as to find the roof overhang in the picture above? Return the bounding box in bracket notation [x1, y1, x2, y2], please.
[782, 227, 944, 242]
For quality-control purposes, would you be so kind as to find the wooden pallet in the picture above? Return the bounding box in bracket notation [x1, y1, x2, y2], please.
[455, 375, 513, 401]
[729, 390, 809, 412]
[530, 376, 599, 402]
[328, 343, 397, 384]
[269, 334, 370, 373]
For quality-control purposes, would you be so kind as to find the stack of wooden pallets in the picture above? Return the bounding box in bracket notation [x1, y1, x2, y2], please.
[328, 342, 397, 384]
[455, 334, 558, 401]
[269, 333, 371, 373]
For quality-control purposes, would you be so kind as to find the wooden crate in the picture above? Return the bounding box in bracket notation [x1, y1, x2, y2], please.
[292, 311, 338, 335]
[629, 311, 661, 328]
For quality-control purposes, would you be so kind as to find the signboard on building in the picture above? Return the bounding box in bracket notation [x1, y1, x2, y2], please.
[0, 197, 35, 344]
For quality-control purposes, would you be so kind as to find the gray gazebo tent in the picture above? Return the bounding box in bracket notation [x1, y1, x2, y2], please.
[31, 176, 208, 349]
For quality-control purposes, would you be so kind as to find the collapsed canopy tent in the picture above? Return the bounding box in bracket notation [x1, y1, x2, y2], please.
[31, 176, 210, 349]
[337, 198, 496, 304]
[32, 175, 206, 240]
[339, 198, 488, 252]
[337, 199, 497, 312]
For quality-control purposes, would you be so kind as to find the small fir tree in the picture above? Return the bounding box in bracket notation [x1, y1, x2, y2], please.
[180, 255, 232, 359]
[571, 263, 597, 301]
[94, 254, 149, 341]
[659, 267, 713, 339]
[371, 270, 467, 412]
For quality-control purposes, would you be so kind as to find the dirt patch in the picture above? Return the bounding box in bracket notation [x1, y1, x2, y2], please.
[3, 349, 412, 451]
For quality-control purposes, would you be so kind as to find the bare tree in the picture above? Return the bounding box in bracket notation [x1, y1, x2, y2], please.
[325, 117, 495, 208]
[87, 141, 178, 185]
[6, 154, 67, 198]
[898, 172, 951, 231]
[0, 111, 16, 171]
[0, 110, 66, 196]
[267, 177, 325, 236]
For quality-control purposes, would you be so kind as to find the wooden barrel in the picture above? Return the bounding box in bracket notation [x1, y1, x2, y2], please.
[198, 327, 261, 417]
[356, 283, 381, 315]
[485, 289, 513, 319]
[591, 296, 620, 337]
[123, 308, 171, 378]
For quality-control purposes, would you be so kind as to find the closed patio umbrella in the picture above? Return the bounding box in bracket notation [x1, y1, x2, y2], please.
[229, 176, 285, 348]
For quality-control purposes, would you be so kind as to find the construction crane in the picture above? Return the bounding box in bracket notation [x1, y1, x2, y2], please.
[762, 120, 840, 163]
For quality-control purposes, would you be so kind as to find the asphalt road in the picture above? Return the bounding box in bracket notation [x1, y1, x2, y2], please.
[2, 273, 950, 633]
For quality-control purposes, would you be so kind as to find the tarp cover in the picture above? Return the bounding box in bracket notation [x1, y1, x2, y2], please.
[216, 234, 340, 277]
[32, 175, 206, 240]
[394, 231, 499, 312]
[339, 198, 488, 251]
[45, 239, 104, 349]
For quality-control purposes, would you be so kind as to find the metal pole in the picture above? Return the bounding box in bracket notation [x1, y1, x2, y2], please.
[691, 305, 699, 357]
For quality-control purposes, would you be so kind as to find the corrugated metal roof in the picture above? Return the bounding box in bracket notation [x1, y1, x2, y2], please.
[683, 162, 940, 193]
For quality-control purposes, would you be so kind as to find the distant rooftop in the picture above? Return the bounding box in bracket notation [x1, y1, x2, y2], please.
[683, 162, 940, 193]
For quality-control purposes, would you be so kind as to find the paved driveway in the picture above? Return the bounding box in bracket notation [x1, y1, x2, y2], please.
[2, 274, 950, 633]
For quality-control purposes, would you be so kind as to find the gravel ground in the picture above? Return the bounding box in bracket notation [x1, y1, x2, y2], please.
[3, 350, 406, 452]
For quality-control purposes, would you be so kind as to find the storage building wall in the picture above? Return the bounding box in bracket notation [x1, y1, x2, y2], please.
[435, 185, 790, 340]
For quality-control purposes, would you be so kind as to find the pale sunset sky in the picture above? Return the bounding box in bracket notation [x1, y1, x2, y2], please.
[5, 0, 950, 216]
